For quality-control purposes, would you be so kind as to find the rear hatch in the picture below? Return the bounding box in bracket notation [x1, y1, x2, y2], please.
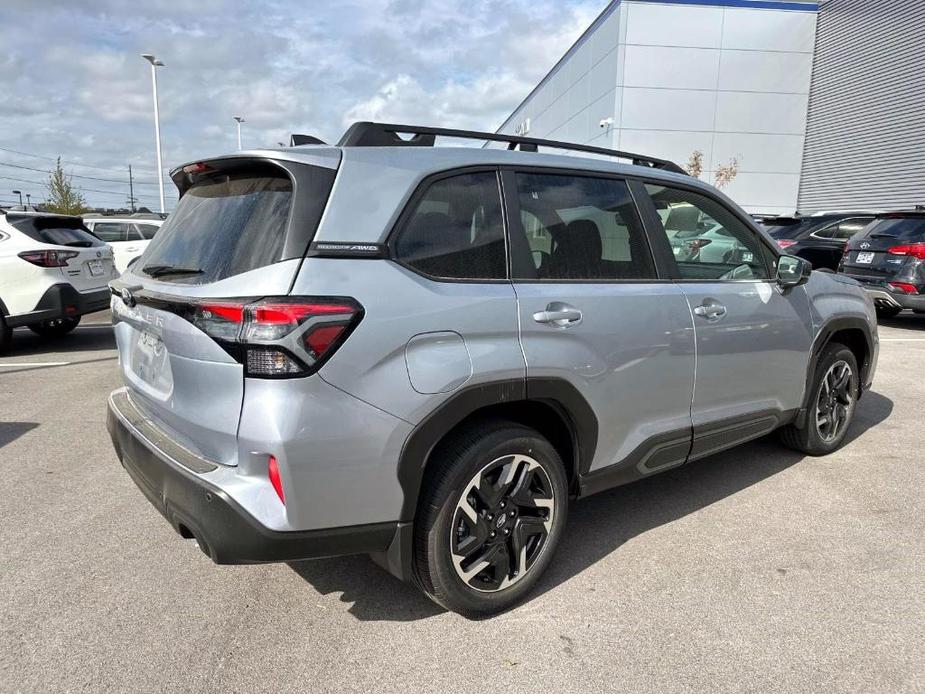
[842, 213, 925, 282]
[10, 214, 115, 290]
[111, 153, 340, 465]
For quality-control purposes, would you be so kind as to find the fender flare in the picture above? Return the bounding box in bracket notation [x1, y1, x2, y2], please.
[796, 316, 874, 428]
[395, 377, 598, 522]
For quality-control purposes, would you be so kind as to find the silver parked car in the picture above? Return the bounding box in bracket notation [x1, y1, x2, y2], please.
[107, 122, 879, 617]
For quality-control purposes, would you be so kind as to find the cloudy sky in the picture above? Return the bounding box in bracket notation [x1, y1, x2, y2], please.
[0, 0, 602, 210]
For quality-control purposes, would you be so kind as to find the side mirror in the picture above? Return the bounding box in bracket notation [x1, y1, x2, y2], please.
[777, 254, 812, 287]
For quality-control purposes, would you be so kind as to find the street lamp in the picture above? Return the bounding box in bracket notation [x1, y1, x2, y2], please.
[12, 190, 22, 206]
[25, 193, 31, 208]
[233, 116, 246, 150]
[141, 53, 166, 214]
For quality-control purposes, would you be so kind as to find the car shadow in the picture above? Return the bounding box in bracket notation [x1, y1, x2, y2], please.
[289, 390, 893, 622]
[6, 323, 115, 357]
[0, 422, 39, 449]
[879, 313, 925, 330]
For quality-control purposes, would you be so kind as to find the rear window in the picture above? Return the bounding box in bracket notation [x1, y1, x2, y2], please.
[10, 216, 105, 247]
[140, 166, 331, 283]
[759, 217, 830, 240]
[859, 216, 925, 241]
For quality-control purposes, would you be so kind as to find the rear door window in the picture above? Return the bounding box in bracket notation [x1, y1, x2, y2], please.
[511, 173, 655, 281]
[392, 171, 506, 280]
[140, 171, 296, 283]
[92, 222, 132, 242]
[135, 223, 160, 240]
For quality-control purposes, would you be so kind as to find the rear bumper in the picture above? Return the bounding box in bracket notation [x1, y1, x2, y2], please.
[6, 283, 111, 327]
[107, 390, 398, 565]
[861, 285, 925, 311]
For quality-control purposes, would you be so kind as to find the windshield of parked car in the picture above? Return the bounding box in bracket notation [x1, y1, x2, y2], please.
[9, 215, 105, 247]
[858, 216, 925, 241]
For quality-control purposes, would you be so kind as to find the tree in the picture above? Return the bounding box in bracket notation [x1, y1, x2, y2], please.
[44, 158, 89, 215]
[684, 149, 739, 189]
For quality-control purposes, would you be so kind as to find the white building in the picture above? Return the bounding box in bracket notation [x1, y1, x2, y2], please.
[499, 0, 925, 214]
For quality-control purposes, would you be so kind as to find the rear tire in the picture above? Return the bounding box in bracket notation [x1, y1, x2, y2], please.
[876, 306, 902, 319]
[780, 342, 859, 456]
[0, 313, 11, 353]
[414, 420, 568, 618]
[28, 316, 81, 338]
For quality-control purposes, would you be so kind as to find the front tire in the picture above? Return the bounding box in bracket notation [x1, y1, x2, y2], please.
[28, 316, 81, 338]
[780, 342, 859, 456]
[414, 421, 568, 618]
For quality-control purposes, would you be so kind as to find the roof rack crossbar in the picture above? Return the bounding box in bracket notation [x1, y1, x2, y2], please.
[337, 122, 688, 175]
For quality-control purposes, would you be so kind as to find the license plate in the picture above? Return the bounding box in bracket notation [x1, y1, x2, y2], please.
[856, 251, 875, 264]
[88, 259, 104, 276]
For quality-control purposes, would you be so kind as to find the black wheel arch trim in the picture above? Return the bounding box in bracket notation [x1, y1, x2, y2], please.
[396, 377, 598, 522]
[795, 316, 874, 429]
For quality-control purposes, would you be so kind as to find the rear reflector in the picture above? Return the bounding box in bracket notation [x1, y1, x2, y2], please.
[268, 455, 285, 504]
[887, 243, 925, 260]
[18, 250, 79, 267]
[888, 282, 918, 294]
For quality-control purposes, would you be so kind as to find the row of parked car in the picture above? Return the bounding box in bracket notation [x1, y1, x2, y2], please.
[0, 210, 162, 351]
[666, 207, 925, 318]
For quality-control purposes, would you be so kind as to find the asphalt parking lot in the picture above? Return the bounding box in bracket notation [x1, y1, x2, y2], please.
[1, 311, 923, 693]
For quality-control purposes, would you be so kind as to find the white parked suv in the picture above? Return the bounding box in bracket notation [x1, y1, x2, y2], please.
[83, 215, 163, 273]
[0, 209, 117, 352]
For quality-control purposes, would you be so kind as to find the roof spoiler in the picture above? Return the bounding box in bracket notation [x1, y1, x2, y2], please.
[335, 121, 688, 175]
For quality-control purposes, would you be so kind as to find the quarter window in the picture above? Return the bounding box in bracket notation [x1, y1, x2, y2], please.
[393, 171, 506, 280]
[645, 184, 770, 280]
[512, 173, 655, 280]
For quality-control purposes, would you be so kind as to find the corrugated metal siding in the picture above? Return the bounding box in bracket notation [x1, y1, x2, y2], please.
[798, 0, 925, 212]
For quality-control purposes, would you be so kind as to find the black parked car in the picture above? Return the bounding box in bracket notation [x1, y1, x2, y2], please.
[757, 212, 878, 271]
[839, 210, 925, 318]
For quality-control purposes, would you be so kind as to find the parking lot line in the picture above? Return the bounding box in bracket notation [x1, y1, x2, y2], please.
[0, 361, 72, 368]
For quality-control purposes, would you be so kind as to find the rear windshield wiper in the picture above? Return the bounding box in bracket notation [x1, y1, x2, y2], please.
[142, 264, 204, 278]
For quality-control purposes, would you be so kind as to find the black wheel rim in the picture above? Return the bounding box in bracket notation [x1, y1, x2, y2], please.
[815, 360, 854, 443]
[449, 454, 555, 593]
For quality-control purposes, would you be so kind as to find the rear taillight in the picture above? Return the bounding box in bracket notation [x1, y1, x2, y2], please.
[776, 239, 798, 250]
[887, 242, 925, 260]
[888, 282, 919, 294]
[188, 296, 362, 378]
[18, 250, 79, 267]
[268, 455, 284, 504]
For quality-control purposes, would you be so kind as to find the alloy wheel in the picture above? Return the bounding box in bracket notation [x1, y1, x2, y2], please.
[815, 360, 854, 442]
[449, 454, 555, 592]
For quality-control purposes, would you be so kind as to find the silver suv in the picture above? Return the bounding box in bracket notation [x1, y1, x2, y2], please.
[107, 122, 879, 617]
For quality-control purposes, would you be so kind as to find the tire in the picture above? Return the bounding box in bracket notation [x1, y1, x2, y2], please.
[414, 420, 569, 618]
[0, 313, 11, 353]
[780, 342, 859, 456]
[876, 306, 902, 319]
[28, 316, 81, 338]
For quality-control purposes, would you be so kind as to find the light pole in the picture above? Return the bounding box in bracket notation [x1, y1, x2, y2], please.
[233, 116, 246, 150]
[141, 53, 166, 214]
[25, 193, 31, 208]
[12, 190, 22, 206]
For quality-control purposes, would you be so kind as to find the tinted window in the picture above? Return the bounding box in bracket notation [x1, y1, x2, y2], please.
[512, 173, 654, 280]
[141, 171, 298, 283]
[393, 171, 505, 279]
[135, 223, 160, 240]
[645, 184, 769, 280]
[858, 216, 925, 242]
[10, 216, 104, 248]
[92, 222, 132, 242]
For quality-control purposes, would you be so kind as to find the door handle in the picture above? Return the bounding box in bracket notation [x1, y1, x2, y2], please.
[124, 247, 140, 252]
[533, 302, 582, 328]
[693, 302, 727, 320]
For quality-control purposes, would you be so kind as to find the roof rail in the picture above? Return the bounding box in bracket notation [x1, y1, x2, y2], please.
[336, 121, 688, 175]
